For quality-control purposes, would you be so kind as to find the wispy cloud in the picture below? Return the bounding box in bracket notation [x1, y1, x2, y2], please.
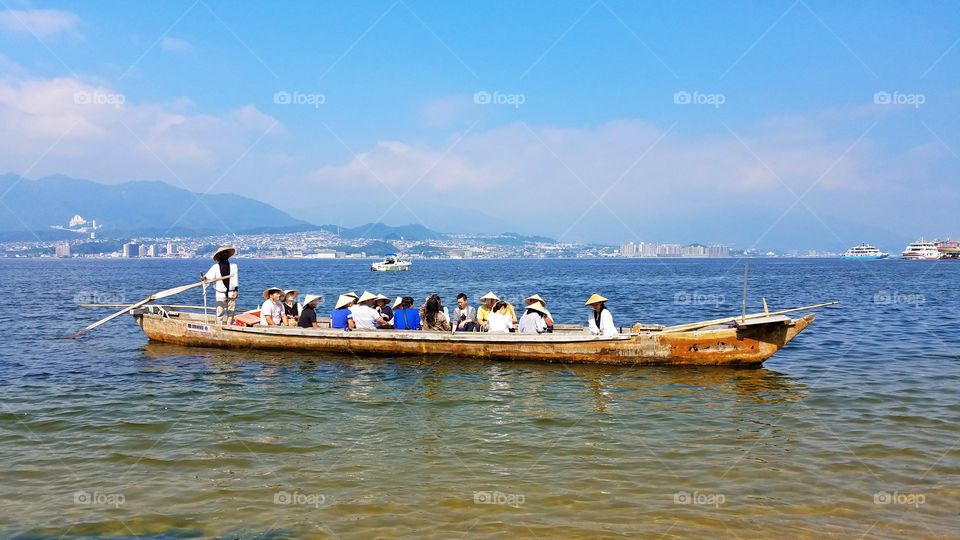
[0, 9, 80, 37]
[160, 36, 193, 53]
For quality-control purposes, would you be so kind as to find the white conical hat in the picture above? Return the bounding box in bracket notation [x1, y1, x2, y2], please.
[480, 291, 499, 301]
[526, 301, 548, 315]
[525, 293, 546, 305]
[302, 294, 322, 306]
[335, 294, 354, 309]
[357, 291, 378, 303]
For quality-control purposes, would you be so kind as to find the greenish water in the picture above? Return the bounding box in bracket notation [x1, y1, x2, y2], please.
[1, 258, 958, 538]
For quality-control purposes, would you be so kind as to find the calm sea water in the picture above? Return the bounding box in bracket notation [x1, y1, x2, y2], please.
[1, 257, 958, 539]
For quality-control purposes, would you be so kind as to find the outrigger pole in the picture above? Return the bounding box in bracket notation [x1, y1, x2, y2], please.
[660, 301, 839, 334]
[70, 275, 234, 338]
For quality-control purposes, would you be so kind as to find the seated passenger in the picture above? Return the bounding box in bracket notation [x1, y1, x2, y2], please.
[487, 301, 513, 333]
[298, 294, 322, 328]
[420, 294, 451, 331]
[283, 289, 302, 326]
[260, 287, 288, 326]
[453, 292, 477, 332]
[394, 296, 422, 330]
[350, 291, 388, 330]
[476, 292, 499, 331]
[375, 294, 394, 328]
[525, 294, 554, 331]
[331, 294, 356, 330]
[518, 301, 549, 334]
[585, 293, 617, 336]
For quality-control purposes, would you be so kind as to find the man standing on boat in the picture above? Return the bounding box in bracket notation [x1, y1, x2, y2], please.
[202, 246, 238, 325]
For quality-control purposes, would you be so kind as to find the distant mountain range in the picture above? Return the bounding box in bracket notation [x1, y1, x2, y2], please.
[0, 174, 554, 244]
[0, 174, 309, 239]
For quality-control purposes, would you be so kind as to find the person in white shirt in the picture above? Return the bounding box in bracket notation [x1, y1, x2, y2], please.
[202, 246, 238, 324]
[349, 291, 388, 330]
[585, 293, 617, 336]
[487, 301, 513, 333]
[260, 287, 288, 326]
[518, 301, 549, 334]
[524, 294, 554, 331]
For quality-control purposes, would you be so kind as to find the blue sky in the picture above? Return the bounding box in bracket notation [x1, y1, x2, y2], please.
[0, 0, 957, 249]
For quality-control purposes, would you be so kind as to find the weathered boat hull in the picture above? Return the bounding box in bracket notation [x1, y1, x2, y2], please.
[133, 311, 815, 366]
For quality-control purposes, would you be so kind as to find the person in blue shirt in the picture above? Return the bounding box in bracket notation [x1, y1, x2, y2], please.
[393, 296, 421, 330]
[331, 294, 355, 330]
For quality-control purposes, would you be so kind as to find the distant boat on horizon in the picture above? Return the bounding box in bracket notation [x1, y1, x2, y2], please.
[371, 253, 411, 271]
[901, 239, 942, 260]
[935, 239, 960, 259]
[841, 243, 889, 259]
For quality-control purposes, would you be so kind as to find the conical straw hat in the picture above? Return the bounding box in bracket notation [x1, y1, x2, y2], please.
[584, 293, 608, 306]
[212, 246, 236, 260]
[262, 287, 283, 299]
[526, 301, 548, 315]
[335, 294, 354, 309]
[392, 296, 403, 309]
[302, 294, 322, 306]
[480, 291, 499, 301]
[525, 293, 545, 305]
[357, 291, 378, 303]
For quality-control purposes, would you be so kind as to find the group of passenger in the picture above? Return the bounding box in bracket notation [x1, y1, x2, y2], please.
[203, 245, 617, 336]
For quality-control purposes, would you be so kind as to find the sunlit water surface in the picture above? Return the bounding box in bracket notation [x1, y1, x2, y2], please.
[1, 258, 958, 538]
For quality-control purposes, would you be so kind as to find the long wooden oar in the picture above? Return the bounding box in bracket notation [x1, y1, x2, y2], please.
[78, 304, 208, 310]
[660, 301, 838, 334]
[71, 275, 234, 338]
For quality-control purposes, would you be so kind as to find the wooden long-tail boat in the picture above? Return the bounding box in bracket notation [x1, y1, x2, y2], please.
[130, 303, 831, 366]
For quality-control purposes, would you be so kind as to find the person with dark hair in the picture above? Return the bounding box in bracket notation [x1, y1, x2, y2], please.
[419, 294, 451, 331]
[518, 301, 550, 334]
[298, 294, 322, 328]
[202, 246, 238, 325]
[487, 300, 513, 333]
[259, 287, 288, 326]
[283, 289, 302, 326]
[585, 294, 617, 336]
[374, 294, 394, 328]
[452, 292, 477, 332]
[394, 296, 422, 330]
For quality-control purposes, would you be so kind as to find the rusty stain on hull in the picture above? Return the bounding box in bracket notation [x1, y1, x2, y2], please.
[133, 311, 816, 366]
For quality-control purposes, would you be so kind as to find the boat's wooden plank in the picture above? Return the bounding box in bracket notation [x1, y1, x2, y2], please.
[733, 315, 792, 328]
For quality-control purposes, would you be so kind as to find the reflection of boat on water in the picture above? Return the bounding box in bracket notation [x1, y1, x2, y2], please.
[840, 243, 888, 259]
[901, 239, 942, 260]
[935, 239, 960, 259]
[132, 303, 828, 366]
[371, 253, 411, 271]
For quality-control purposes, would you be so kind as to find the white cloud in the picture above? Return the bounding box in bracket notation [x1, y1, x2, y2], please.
[160, 36, 193, 53]
[0, 9, 79, 37]
[306, 113, 959, 243]
[0, 74, 283, 191]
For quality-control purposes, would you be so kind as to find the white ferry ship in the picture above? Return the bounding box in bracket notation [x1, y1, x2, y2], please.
[841, 243, 889, 260]
[901, 240, 942, 260]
